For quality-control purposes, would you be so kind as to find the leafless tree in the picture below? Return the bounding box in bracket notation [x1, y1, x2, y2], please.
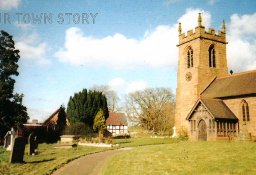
[125, 88, 175, 135]
[91, 85, 120, 112]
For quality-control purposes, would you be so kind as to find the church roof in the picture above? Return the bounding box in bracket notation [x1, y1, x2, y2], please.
[201, 70, 256, 98]
[187, 98, 238, 121]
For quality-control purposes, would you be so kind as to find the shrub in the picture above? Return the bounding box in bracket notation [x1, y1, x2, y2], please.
[64, 122, 94, 136]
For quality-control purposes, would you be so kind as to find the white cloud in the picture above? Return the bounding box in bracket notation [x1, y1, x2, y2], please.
[108, 77, 148, 93]
[126, 81, 148, 93]
[0, 0, 21, 10]
[55, 8, 211, 69]
[178, 8, 211, 32]
[227, 13, 256, 71]
[15, 32, 50, 65]
[109, 78, 126, 91]
[54, 26, 177, 69]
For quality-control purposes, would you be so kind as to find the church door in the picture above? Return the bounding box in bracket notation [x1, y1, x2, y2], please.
[198, 120, 207, 141]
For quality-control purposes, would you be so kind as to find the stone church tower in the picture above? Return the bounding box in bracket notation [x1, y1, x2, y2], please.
[175, 13, 229, 134]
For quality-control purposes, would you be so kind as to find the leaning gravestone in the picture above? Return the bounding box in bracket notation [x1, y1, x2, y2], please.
[28, 133, 37, 155]
[9, 137, 26, 163]
[4, 132, 11, 148]
[5, 128, 16, 151]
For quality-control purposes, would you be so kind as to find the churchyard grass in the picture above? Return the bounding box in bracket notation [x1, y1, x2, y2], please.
[102, 141, 256, 175]
[0, 143, 111, 175]
[113, 137, 181, 147]
[0, 137, 180, 175]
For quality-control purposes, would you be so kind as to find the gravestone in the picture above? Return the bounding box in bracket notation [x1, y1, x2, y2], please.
[9, 137, 26, 163]
[171, 126, 179, 138]
[4, 132, 11, 148]
[28, 133, 38, 155]
[34, 136, 38, 150]
[5, 128, 16, 151]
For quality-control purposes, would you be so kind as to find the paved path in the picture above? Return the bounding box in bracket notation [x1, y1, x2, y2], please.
[51, 149, 123, 175]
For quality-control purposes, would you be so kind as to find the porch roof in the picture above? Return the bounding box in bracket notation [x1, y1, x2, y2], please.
[187, 98, 238, 121]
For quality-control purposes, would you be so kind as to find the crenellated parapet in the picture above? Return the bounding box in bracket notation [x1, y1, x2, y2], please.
[177, 13, 227, 46]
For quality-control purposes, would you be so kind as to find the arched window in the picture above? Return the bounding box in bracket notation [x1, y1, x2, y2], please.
[241, 100, 250, 121]
[209, 45, 216, 68]
[187, 47, 193, 68]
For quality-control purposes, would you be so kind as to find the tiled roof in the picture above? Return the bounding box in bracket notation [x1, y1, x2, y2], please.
[43, 107, 69, 126]
[43, 108, 60, 126]
[201, 98, 237, 120]
[187, 98, 238, 120]
[201, 70, 256, 98]
[106, 112, 128, 126]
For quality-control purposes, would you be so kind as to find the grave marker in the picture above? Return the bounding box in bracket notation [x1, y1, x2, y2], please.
[9, 137, 26, 163]
[28, 133, 38, 155]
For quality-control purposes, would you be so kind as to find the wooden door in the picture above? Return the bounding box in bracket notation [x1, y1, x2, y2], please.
[198, 120, 207, 141]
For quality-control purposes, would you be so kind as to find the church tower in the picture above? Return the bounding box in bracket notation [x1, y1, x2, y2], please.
[175, 13, 229, 134]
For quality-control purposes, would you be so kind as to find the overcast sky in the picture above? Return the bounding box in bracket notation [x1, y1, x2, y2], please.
[0, 0, 256, 121]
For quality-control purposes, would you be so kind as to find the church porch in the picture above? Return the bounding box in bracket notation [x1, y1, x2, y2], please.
[187, 98, 238, 141]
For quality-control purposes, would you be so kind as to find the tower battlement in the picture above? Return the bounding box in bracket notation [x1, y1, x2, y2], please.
[177, 13, 227, 46]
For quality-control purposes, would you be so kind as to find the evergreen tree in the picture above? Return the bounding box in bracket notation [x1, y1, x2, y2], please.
[0, 30, 29, 138]
[56, 105, 67, 134]
[67, 89, 108, 128]
[93, 108, 107, 140]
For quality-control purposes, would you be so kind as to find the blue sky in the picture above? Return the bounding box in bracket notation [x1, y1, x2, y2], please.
[0, 0, 256, 121]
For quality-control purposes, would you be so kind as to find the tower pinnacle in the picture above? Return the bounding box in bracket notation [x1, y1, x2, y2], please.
[198, 13, 202, 27]
[178, 22, 182, 35]
[222, 20, 226, 33]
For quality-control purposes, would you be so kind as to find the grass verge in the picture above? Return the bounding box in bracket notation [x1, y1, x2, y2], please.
[0, 144, 112, 175]
[113, 137, 181, 147]
[102, 141, 256, 175]
[0, 137, 178, 175]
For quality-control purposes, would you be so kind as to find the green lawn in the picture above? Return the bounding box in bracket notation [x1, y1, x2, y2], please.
[0, 138, 176, 175]
[113, 137, 181, 147]
[0, 144, 112, 175]
[102, 141, 256, 175]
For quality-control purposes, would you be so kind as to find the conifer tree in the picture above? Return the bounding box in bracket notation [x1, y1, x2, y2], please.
[67, 89, 108, 128]
[93, 108, 107, 141]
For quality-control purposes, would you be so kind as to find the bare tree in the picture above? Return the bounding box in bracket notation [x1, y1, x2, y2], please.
[125, 88, 175, 135]
[91, 85, 120, 112]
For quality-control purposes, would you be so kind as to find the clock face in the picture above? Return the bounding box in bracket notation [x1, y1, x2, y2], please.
[185, 72, 192, 81]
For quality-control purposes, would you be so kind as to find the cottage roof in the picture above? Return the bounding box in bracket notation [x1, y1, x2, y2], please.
[187, 98, 238, 121]
[43, 107, 69, 126]
[43, 108, 60, 126]
[201, 70, 256, 98]
[106, 112, 128, 126]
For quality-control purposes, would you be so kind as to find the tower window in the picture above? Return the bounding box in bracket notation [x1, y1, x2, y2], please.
[209, 45, 216, 68]
[187, 47, 193, 68]
[241, 100, 250, 121]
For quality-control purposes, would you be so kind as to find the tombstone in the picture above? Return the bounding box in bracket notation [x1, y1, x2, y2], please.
[9, 136, 26, 163]
[28, 133, 38, 155]
[5, 128, 16, 151]
[171, 126, 179, 138]
[34, 136, 38, 150]
[4, 132, 11, 148]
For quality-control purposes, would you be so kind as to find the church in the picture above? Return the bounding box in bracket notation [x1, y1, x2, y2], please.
[174, 13, 256, 141]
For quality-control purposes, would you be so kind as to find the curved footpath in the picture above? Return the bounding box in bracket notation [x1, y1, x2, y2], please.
[51, 149, 126, 175]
